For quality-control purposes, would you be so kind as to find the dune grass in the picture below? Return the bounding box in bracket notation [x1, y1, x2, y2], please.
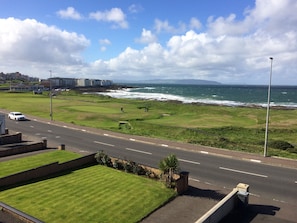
[0, 91, 297, 158]
[0, 150, 81, 178]
[0, 164, 176, 223]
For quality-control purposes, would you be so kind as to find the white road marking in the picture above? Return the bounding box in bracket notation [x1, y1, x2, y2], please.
[273, 198, 287, 204]
[81, 129, 86, 132]
[189, 178, 200, 182]
[219, 167, 268, 178]
[178, 159, 200, 165]
[200, 151, 209, 154]
[250, 159, 261, 163]
[30, 125, 34, 128]
[47, 130, 52, 133]
[103, 133, 109, 136]
[125, 148, 152, 155]
[129, 138, 136, 141]
[161, 144, 168, 147]
[94, 141, 114, 147]
[249, 193, 260, 197]
[295, 181, 297, 184]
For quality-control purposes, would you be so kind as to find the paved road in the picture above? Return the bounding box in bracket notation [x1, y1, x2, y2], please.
[2, 111, 297, 217]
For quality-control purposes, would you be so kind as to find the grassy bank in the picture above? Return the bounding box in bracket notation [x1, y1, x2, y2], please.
[1, 90, 297, 159]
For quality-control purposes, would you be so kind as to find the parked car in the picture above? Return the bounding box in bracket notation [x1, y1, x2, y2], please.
[8, 112, 27, 121]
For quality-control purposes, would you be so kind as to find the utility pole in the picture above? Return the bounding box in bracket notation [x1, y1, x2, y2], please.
[264, 57, 273, 157]
[49, 70, 53, 121]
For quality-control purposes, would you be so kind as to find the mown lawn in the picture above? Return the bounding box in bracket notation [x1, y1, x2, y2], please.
[0, 165, 176, 223]
[0, 150, 81, 178]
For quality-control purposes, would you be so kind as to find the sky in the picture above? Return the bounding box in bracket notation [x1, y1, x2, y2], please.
[0, 0, 296, 85]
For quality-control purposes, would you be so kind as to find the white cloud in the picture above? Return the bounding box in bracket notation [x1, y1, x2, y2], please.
[1, 0, 297, 85]
[128, 4, 143, 14]
[154, 19, 186, 34]
[57, 7, 83, 20]
[99, 39, 111, 45]
[89, 8, 128, 29]
[135, 29, 157, 44]
[99, 39, 111, 52]
[189, 17, 202, 30]
[0, 17, 89, 76]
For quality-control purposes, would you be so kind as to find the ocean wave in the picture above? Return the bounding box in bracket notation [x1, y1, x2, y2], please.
[95, 89, 297, 108]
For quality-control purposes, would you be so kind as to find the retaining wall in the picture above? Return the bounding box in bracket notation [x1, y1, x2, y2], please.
[0, 132, 22, 145]
[0, 153, 97, 189]
[0, 141, 46, 157]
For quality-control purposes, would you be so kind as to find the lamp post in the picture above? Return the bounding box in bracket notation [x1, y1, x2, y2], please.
[264, 57, 273, 157]
[49, 70, 53, 121]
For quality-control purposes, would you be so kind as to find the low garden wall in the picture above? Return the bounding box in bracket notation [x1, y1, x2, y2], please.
[0, 202, 44, 223]
[0, 153, 97, 189]
[196, 183, 249, 223]
[0, 141, 47, 157]
[0, 132, 22, 145]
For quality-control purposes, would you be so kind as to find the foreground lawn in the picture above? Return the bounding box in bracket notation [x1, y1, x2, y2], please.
[0, 150, 81, 178]
[0, 91, 297, 158]
[0, 165, 176, 223]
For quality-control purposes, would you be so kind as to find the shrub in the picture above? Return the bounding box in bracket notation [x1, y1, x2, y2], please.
[159, 154, 180, 174]
[94, 151, 167, 184]
[94, 150, 113, 167]
[269, 140, 294, 150]
[123, 161, 133, 173]
[286, 147, 297, 154]
[113, 159, 124, 170]
[159, 154, 180, 188]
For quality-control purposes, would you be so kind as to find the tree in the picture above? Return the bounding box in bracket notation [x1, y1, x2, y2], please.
[159, 154, 180, 187]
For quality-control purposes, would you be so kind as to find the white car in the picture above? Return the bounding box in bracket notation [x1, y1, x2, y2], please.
[8, 112, 27, 121]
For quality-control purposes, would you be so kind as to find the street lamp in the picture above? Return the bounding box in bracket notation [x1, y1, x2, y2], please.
[264, 57, 273, 157]
[49, 70, 53, 121]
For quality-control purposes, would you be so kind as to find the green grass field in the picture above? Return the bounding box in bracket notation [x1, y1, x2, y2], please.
[1, 90, 297, 158]
[0, 161, 176, 223]
[0, 150, 81, 178]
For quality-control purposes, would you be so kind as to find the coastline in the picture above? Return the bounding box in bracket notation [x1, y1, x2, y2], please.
[79, 84, 297, 110]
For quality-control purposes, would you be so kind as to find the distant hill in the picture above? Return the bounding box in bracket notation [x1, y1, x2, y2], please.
[116, 79, 221, 85]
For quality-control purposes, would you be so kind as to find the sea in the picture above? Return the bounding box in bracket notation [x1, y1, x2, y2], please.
[96, 84, 297, 108]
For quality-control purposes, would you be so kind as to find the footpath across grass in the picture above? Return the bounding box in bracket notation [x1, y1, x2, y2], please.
[0, 164, 176, 223]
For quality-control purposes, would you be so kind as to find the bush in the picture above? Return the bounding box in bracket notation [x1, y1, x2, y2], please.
[159, 154, 180, 188]
[269, 140, 294, 150]
[113, 159, 124, 170]
[123, 161, 133, 173]
[94, 151, 166, 183]
[94, 150, 113, 167]
[286, 147, 297, 154]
